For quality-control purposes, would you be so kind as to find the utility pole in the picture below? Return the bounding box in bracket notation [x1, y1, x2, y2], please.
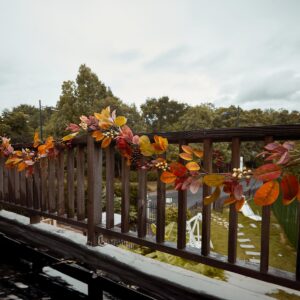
[39, 100, 43, 141]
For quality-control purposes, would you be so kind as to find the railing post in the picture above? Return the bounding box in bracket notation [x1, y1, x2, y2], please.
[228, 137, 240, 263]
[33, 163, 41, 210]
[260, 136, 273, 273]
[14, 168, 20, 204]
[121, 157, 130, 233]
[202, 138, 213, 256]
[177, 140, 187, 249]
[48, 158, 56, 213]
[40, 157, 48, 211]
[26, 174, 33, 208]
[87, 135, 102, 246]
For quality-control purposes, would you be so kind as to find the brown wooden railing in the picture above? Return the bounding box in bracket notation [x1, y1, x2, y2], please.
[0, 124, 300, 291]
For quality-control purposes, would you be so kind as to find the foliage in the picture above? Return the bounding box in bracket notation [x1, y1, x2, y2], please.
[141, 96, 188, 132]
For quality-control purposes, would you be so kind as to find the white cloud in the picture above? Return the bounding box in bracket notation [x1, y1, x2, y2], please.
[0, 0, 300, 112]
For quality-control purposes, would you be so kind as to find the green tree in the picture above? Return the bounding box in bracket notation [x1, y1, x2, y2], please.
[141, 96, 188, 132]
[176, 103, 215, 130]
[45, 64, 145, 137]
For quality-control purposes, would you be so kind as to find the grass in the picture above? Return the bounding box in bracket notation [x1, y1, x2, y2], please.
[266, 289, 300, 300]
[208, 201, 296, 273]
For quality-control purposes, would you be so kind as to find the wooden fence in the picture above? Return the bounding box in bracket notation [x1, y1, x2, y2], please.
[0, 124, 300, 291]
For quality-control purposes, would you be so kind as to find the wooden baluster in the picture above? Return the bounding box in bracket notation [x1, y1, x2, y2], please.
[8, 169, 14, 203]
[106, 146, 115, 229]
[137, 157, 147, 238]
[19, 171, 26, 206]
[228, 137, 240, 263]
[14, 168, 20, 204]
[33, 163, 41, 210]
[202, 138, 213, 256]
[76, 146, 85, 221]
[121, 157, 130, 233]
[87, 135, 102, 245]
[57, 150, 65, 216]
[48, 159, 56, 213]
[40, 158, 48, 211]
[260, 136, 273, 273]
[177, 140, 187, 249]
[0, 157, 4, 201]
[26, 174, 33, 208]
[3, 167, 8, 202]
[156, 160, 166, 243]
[67, 148, 75, 218]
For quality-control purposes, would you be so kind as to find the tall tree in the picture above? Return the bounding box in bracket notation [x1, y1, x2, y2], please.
[141, 96, 188, 132]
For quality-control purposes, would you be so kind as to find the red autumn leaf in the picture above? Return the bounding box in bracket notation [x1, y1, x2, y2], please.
[281, 174, 299, 205]
[169, 162, 187, 177]
[223, 195, 236, 206]
[233, 184, 243, 201]
[253, 163, 282, 182]
[160, 171, 177, 184]
[254, 180, 280, 206]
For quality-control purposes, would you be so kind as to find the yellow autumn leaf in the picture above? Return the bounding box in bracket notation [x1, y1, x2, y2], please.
[185, 161, 200, 171]
[181, 145, 193, 154]
[62, 132, 79, 142]
[204, 186, 221, 205]
[101, 137, 112, 148]
[114, 116, 127, 127]
[179, 153, 193, 161]
[203, 174, 225, 187]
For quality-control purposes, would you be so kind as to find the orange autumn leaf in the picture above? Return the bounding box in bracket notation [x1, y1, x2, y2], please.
[33, 132, 40, 148]
[235, 197, 245, 211]
[193, 149, 203, 158]
[101, 137, 112, 148]
[179, 153, 193, 161]
[153, 135, 168, 153]
[203, 174, 225, 187]
[253, 163, 281, 182]
[160, 171, 177, 184]
[181, 145, 193, 154]
[204, 186, 221, 205]
[281, 174, 299, 205]
[169, 162, 187, 177]
[185, 161, 200, 171]
[254, 180, 280, 206]
[17, 161, 27, 172]
[92, 130, 104, 141]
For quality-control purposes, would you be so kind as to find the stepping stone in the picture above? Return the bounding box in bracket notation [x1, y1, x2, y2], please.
[238, 238, 251, 243]
[240, 244, 255, 249]
[245, 251, 260, 256]
[237, 232, 245, 236]
[250, 223, 257, 228]
[238, 223, 244, 228]
[249, 258, 260, 264]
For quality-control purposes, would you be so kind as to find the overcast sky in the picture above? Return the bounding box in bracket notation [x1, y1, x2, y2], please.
[1, 0, 300, 113]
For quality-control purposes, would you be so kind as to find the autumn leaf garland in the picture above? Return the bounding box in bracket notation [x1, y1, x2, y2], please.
[1, 106, 300, 210]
